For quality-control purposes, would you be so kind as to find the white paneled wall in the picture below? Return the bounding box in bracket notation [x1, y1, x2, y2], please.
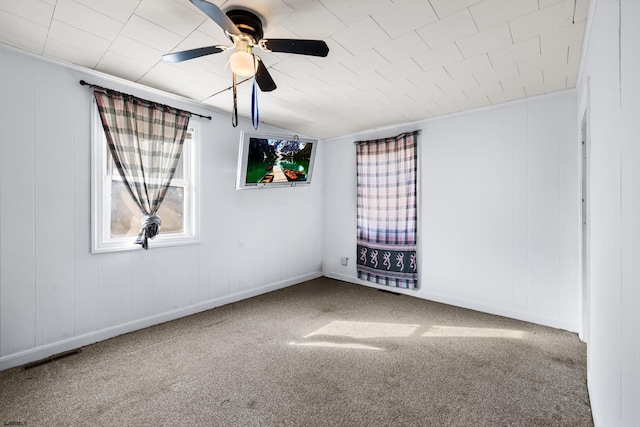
[322, 91, 580, 331]
[0, 46, 37, 356]
[0, 44, 323, 370]
[577, 0, 640, 425]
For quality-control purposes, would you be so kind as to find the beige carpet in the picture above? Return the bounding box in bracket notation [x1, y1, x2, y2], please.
[0, 277, 592, 426]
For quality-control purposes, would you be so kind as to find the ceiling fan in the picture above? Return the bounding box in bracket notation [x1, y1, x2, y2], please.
[163, 0, 330, 93]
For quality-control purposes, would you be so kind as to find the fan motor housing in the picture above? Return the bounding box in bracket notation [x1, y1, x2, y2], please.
[226, 9, 264, 43]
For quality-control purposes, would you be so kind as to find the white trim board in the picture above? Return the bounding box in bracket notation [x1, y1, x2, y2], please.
[0, 272, 321, 372]
[325, 272, 580, 333]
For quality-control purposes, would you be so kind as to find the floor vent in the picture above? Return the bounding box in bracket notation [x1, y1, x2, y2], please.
[23, 349, 82, 370]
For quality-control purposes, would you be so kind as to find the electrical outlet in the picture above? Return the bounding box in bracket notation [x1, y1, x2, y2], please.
[340, 257, 349, 266]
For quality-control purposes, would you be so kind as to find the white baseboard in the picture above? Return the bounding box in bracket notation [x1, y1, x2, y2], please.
[324, 272, 579, 333]
[1, 270, 580, 371]
[0, 272, 321, 371]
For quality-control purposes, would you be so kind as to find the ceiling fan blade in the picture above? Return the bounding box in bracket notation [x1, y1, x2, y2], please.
[189, 0, 241, 36]
[255, 59, 277, 92]
[261, 39, 329, 57]
[162, 46, 225, 63]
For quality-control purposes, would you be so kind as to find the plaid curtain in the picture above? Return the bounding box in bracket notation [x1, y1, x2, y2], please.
[94, 88, 191, 249]
[356, 131, 419, 289]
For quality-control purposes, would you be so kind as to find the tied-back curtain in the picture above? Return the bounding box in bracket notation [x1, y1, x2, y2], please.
[356, 131, 419, 289]
[93, 88, 191, 249]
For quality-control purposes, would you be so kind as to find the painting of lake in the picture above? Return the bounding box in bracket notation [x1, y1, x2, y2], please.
[245, 137, 313, 184]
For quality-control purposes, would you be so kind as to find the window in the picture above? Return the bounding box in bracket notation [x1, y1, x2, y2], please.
[91, 102, 200, 253]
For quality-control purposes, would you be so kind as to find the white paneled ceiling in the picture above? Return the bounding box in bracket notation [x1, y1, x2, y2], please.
[0, 0, 589, 138]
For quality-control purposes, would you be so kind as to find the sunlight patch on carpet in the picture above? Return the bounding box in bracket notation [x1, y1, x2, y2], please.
[303, 320, 420, 339]
[422, 326, 525, 339]
[289, 341, 384, 351]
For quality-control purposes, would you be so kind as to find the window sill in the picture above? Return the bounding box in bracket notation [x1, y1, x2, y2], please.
[91, 234, 200, 254]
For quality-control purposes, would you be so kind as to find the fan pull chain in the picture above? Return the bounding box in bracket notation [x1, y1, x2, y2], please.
[232, 72, 239, 127]
[251, 59, 259, 129]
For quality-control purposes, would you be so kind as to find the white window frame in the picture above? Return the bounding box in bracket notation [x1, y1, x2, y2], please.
[91, 101, 200, 253]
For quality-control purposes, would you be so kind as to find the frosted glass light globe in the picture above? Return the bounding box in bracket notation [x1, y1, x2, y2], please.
[230, 51, 257, 77]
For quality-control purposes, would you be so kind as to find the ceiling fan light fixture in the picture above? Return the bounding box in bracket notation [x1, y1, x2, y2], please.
[229, 50, 257, 77]
[165, 1, 328, 94]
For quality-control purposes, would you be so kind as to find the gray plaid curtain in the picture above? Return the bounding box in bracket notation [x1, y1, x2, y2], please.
[94, 88, 191, 249]
[356, 131, 419, 289]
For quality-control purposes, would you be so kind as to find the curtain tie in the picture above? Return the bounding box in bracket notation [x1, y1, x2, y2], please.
[135, 214, 161, 250]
